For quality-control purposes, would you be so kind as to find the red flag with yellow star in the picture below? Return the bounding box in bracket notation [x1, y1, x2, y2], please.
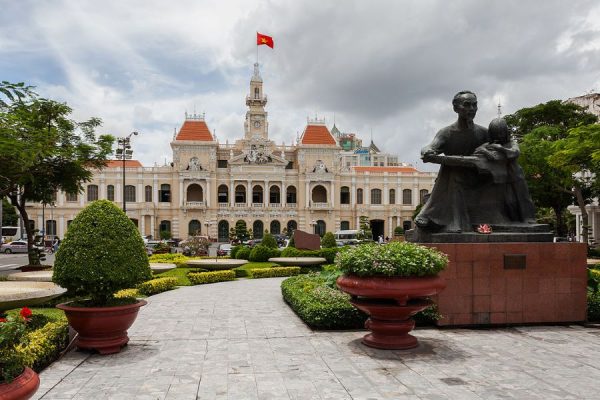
[257, 32, 274, 48]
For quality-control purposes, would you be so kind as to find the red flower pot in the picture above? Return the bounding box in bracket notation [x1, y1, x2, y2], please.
[57, 300, 147, 355]
[0, 367, 40, 400]
[337, 275, 446, 350]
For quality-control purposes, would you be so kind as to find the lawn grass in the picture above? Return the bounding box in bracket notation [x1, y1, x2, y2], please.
[6, 307, 66, 321]
[155, 267, 194, 286]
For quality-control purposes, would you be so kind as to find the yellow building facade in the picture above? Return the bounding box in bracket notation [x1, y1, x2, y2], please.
[26, 64, 436, 241]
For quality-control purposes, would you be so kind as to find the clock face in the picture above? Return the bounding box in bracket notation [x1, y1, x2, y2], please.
[254, 121, 261, 128]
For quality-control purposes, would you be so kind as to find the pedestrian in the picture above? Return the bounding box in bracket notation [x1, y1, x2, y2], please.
[52, 237, 60, 253]
[385, 236, 390, 243]
[378, 235, 384, 244]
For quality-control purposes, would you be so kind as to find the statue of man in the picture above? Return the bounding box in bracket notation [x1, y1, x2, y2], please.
[415, 91, 489, 233]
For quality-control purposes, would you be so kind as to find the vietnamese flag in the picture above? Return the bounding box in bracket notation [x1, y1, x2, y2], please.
[257, 32, 274, 48]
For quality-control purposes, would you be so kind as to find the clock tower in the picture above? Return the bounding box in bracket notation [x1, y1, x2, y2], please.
[244, 63, 269, 139]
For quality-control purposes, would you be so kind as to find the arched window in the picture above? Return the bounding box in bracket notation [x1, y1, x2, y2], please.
[66, 192, 78, 202]
[340, 186, 350, 204]
[269, 185, 280, 204]
[188, 220, 201, 236]
[46, 220, 57, 236]
[253, 220, 264, 238]
[160, 184, 171, 202]
[420, 189, 429, 204]
[402, 189, 412, 205]
[357, 188, 363, 204]
[287, 220, 297, 235]
[124, 185, 136, 202]
[252, 185, 263, 204]
[311, 185, 327, 203]
[107, 185, 114, 201]
[270, 220, 281, 235]
[254, 87, 260, 99]
[235, 185, 246, 204]
[159, 220, 171, 235]
[314, 220, 326, 237]
[340, 220, 350, 231]
[389, 189, 396, 205]
[145, 185, 152, 202]
[186, 184, 203, 202]
[371, 189, 382, 205]
[218, 184, 228, 203]
[286, 186, 297, 204]
[87, 185, 98, 202]
[218, 220, 229, 242]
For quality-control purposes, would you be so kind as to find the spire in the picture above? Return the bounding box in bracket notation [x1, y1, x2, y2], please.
[497, 99, 502, 117]
[251, 62, 262, 82]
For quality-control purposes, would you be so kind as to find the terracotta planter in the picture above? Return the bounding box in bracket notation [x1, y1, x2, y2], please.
[57, 300, 147, 355]
[337, 275, 446, 350]
[0, 367, 40, 400]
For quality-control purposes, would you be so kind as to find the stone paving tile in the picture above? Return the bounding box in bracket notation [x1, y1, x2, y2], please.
[35, 278, 600, 399]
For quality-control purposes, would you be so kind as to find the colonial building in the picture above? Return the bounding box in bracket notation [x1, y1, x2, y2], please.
[26, 63, 436, 242]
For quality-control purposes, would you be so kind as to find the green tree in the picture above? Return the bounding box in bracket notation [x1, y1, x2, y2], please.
[548, 124, 600, 244]
[1, 198, 18, 226]
[357, 216, 372, 241]
[321, 232, 337, 248]
[1, 87, 114, 265]
[235, 220, 249, 243]
[505, 100, 598, 237]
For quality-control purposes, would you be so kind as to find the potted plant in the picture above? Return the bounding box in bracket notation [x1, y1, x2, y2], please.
[53, 200, 152, 354]
[0, 307, 40, 400]
[336, 241, 448, 350]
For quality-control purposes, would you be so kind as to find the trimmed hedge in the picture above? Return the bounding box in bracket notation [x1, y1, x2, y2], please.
[589, 291, 600, 321]
[15, 320, 69, 373]
[230, 245, 242, 259]
[280, 247, 339, 264]
[188, 270, 236, 284]
[281, 274, 366, 329]
[249, 245, 281, 262]
[321, 232, 337, 248]
[149, 253, 189, 264]
[250, 267, 301, 279]
[137, 277, 178, 296]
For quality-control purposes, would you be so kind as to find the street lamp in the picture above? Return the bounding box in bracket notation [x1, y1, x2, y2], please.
[115, 132, 139, 212]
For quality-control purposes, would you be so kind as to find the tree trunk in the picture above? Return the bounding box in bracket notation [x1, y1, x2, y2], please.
[552, 206, 565, 236]
[573, 185, 589, 245]
[9, 192, 40, 266]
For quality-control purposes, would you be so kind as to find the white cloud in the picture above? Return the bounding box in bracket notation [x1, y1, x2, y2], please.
[1, 0, 599, 169]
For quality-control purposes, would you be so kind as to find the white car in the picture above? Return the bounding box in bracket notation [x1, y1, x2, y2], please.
[217, 243, 233, 256]
[1, 240, 44, 254]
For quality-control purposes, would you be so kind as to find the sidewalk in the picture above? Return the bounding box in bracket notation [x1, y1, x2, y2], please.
[34, 278, 600, 399]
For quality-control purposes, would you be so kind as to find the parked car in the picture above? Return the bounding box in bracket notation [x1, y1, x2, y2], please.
[1, 240, 44, 254]
[247, 239, 263, 247]
[217, 243, 233, 256]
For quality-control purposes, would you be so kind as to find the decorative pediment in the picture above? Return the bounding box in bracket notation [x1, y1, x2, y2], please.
[229, 136, 287, 165]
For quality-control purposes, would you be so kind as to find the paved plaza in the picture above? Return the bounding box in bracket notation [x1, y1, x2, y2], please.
[34, 277, 600, 399]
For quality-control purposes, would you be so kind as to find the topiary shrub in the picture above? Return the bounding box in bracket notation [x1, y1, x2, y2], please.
[188, 270, 235, 284]
[53, 200, 152, 306]
[235, 246, 251, 260]
[137, 277, 178, 296]
[321, 232, 337, 248]
[249, 245, 280, 262]
[319, 248, 339, 264]
[230, 245, 242, 259]
[261, 233, 278, 249]
[281, 247, 300, 257]
[394, 226, 405, 235]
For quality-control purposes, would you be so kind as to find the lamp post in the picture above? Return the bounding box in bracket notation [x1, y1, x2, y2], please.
[115, 132, 139, 213]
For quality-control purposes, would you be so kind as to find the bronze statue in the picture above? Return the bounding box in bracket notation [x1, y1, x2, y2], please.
[413, 91, 544, 240]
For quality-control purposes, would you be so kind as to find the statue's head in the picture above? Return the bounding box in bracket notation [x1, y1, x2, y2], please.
[452, 91, 477, 121]
[488, 118, 509, 143]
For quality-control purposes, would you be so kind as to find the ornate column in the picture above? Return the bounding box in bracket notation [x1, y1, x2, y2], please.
[265, 180, 269, 207]
[330, 181, 335, 207]
[230, 179, 235, 207]
[179, 178, 185, 207]
[246, 180, 252, 207]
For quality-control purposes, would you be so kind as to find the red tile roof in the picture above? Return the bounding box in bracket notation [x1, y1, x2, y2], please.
[353, 166, 419, 173]
[175, 120, 214, 141]
[300, 124, 336, 145]
[105, 160, 143, 168]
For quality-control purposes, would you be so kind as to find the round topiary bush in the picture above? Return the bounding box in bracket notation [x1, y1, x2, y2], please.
[235, 246, 251, 260]
[249, 245, 280, 262]
[321, 232, 337, 248]
[53, 200, 152, 306]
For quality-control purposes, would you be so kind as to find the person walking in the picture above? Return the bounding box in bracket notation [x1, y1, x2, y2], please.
[52, 237, 60, 253]
[378, 235, 384, 244]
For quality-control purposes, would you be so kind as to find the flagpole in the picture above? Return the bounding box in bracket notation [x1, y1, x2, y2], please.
[256, 32, 259, 64]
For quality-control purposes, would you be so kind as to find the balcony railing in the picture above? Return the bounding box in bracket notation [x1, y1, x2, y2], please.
[252, 203, 264, 208]
[311, 202, 330, 209]
[218, 203, 228, 208]
[235, 203, 246, 208]
[186, 201, 205, 208]
[287, 203, 297, 208]
[270, 203, 281, 208]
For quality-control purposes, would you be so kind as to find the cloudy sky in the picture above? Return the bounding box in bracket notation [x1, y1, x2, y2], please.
[2, 0, 599, 171]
